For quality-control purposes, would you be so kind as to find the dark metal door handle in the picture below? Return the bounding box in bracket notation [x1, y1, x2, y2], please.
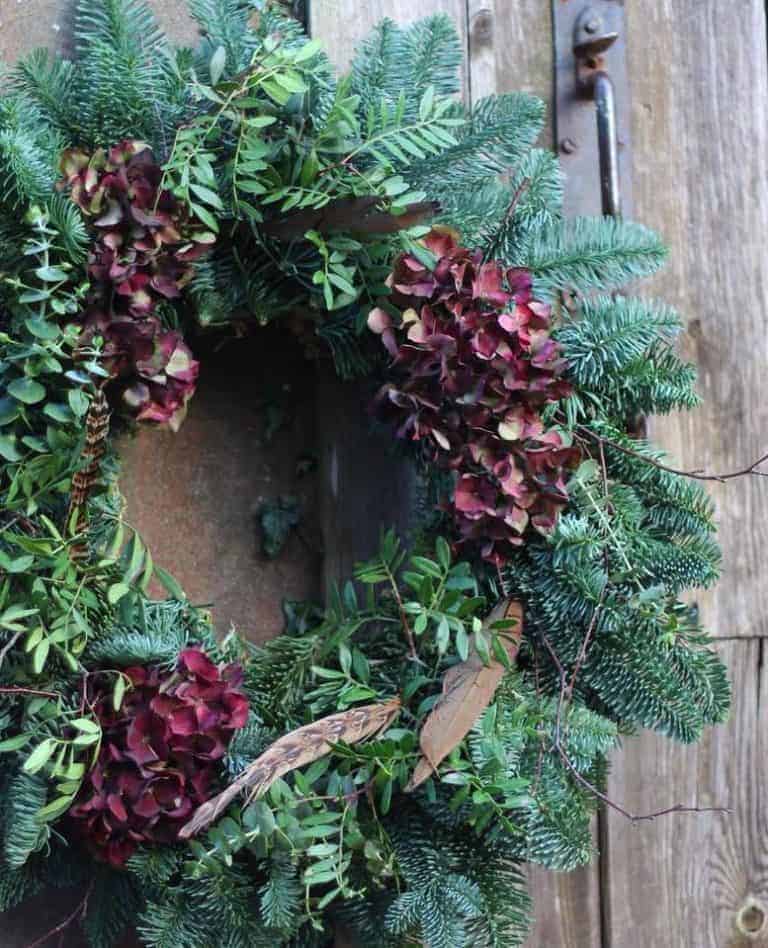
[574, 6, 622, 217]
[594, 72, 620, 217]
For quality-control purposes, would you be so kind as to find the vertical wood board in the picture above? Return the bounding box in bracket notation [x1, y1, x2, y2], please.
[472, 3, 602, 945]
[603, 640, 768, 947]
[626, 0, 768, 641]
[311, 0, 469, 588]
[605, 2, 768, 944]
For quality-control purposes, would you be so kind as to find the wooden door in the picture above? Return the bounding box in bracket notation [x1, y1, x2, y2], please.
[2, 2, 768, 946]
[312, 1, 768, 945]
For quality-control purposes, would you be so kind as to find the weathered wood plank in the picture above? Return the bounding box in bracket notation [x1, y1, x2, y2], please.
[626, 0, 768, 640]
[526, 852, 603, 948]
[603, 640, 768, 947]
[468, 0, 554, 138]
[604, 1, 768, 941]
[119, 333, 321, 641]
[311, 0, 469, 586]
[0, 0, 198, 60]
[310, 0, 468, 78]
[468, 4, 603, 945]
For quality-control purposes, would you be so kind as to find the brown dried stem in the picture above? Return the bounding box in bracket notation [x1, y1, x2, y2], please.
[539, 632, 730, 824]
[578, 426, 768, 484]
[23, 878, 94, 948]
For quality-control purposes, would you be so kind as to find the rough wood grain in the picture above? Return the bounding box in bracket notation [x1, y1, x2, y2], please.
[604, 2, 768, 944]
[603, 640, 768, 947]
[310, 0, 467, 80]
[469, 4, 602, 945]
[0, 0, 199, 59]
[468, 0, 554, 139]
[627, 0, 768, 641]
[119, 332, 321, 641]
[311, 0, 469, 587]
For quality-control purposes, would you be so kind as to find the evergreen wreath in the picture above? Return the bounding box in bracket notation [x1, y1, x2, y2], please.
[0, 2, 729, 946]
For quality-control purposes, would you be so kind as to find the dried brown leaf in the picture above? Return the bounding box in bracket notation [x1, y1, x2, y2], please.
[405, 599, 523, 791]
[180, 697, 401, 838]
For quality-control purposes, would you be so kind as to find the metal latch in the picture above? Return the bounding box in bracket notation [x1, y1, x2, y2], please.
[552, 0, 632, 219]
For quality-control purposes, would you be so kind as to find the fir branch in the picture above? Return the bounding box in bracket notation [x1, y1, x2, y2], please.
[519, 217, 668, 295]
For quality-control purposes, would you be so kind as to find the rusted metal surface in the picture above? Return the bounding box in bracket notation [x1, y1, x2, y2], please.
[119, 331, 321, 642]
[572, 9, 622, 217]
[553, 0, 633, 218]
[0, 1, 321, 643]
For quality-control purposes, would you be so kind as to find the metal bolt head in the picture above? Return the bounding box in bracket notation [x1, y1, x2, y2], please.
[560, 138, 578, 154]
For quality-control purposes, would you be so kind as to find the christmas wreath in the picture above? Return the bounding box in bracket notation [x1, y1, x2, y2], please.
[0, 2, 730, 946]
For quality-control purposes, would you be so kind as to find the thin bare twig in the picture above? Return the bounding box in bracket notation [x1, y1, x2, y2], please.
[565, 590, 606, 705]
[0, 686, 61, 700]
[538, 632, 730, 824]
[384, 565, 420, 663]
[24, 878, 94, 948]
[558, 747, 730, 824]
[503, 176, 531, 222]
[579, 426, 768, 484]
[0, 630, 23, 670]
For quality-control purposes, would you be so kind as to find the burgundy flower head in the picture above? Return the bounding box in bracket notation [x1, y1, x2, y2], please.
[60, 141, 215, 430]
[370, 229, 579, 564]
[69, 647, 248, 866]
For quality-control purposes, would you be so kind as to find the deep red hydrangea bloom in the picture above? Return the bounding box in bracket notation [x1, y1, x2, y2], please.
[60, 141, 215, 430]
[69, 648, 248, 866]
[370, 229, 580, 564]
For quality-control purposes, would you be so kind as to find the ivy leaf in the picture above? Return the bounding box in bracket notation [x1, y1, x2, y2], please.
[34, 265, 69, 282]
[8, 378, 46, 405]
[0, 734, 30, 753]
[0, 435, 23, 462]
[113, 675, 127, 711]
[189, 183, 224, 211]
[154, 565, 185, 600]
[36, 794, 76, 823]
[68, 389, 89, 417]
[209, 45, 227, 85]
[107, 582, 130, 605]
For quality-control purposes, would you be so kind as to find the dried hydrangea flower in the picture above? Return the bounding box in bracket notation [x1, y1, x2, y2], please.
[69, 648, 248, 866]
[371, 229, 579, 564]
[60, 141, 215, 430]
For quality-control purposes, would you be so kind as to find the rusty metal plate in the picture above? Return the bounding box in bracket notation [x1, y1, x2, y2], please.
[552, 0, 633, 218]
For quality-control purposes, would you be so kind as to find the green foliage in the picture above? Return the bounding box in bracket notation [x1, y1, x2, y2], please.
[82, 867, 143, 948]
[2, 771, 49, 868]
[350, 15, 462, 117]
[519, 216, 668, 296]
[258, 495, 301, 558]
[72, 0, 180, 148]
[0, 860, 42, 912]
[0, 4, 730, 946]
[557, 296, 700, 419]
[188, 0, 263, 77]
[384, 813, 529, 948]
[258, 855, 302, 932]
